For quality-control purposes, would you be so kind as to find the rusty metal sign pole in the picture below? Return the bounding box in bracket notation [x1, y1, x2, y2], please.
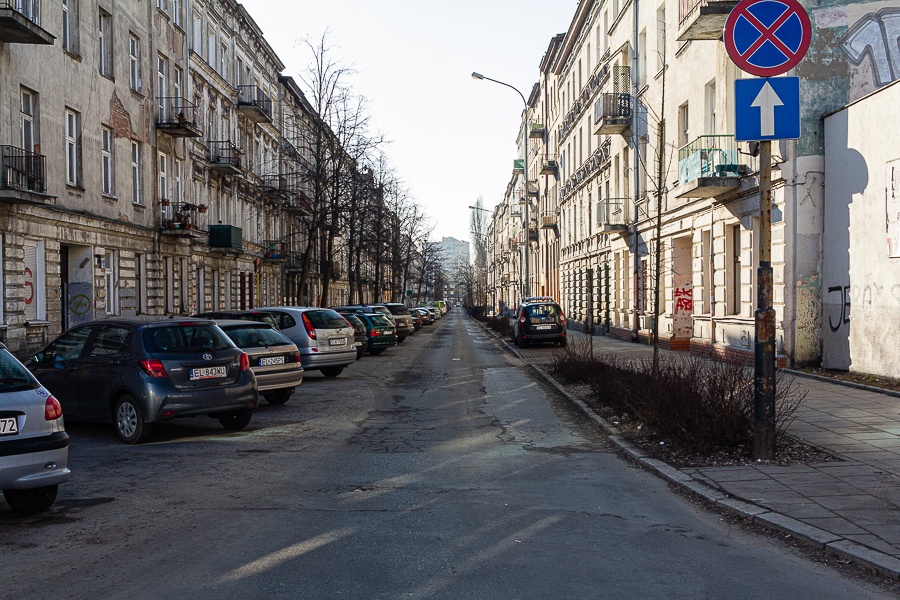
[754, 140, 776, 460]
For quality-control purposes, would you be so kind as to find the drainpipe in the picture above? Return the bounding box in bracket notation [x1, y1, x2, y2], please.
[631, 0, 641, 341]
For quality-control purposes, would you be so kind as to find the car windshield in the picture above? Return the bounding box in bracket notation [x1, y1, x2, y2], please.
[382, 305, 410, 316]
[305, 309, 351, 329]
[369, 314, 394, 328]
[525, 304, 561, 323]
[142, 325, 234, 354]
[0, 349, 40, 392]
[342, 315, 365, 332]
[222, 325, 293, 348]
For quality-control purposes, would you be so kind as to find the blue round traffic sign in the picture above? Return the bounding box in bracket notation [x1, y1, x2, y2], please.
[724, 0, 811, 77]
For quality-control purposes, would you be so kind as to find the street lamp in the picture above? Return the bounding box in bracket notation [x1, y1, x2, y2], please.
[471, 71, 530, 301]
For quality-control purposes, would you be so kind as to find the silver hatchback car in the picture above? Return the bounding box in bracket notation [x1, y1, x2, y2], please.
[0, 343, 70, 513]
[256, 307, 356, 377]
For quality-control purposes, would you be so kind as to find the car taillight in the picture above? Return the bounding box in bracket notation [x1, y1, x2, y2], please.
[560, 311, 566, 326]
[240, 352, 250, 372]
[291, 352, 302, 363]
[520, 315, 526, 324]
[139, 359, 168, 378]
[44, 395, 63, 420]
[369, 329, 379, 337]
[301, 313, 317, 340]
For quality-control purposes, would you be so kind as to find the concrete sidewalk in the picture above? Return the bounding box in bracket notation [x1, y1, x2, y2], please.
[500, 326, 900, 579]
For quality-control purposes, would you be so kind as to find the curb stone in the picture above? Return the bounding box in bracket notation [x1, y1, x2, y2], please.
[471, 318, 900, 581]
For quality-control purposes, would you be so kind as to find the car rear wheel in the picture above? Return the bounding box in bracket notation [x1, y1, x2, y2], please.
[218, 409, 252, 430]
[264, 389, 293, 405]
[3, 485, 58, 514]
[115, 395, 151, 444]
[397, 336, 406, 343]
[369, 348, 385, 355]
[321, 366, 344, 378]
[559, 338, 568, 348]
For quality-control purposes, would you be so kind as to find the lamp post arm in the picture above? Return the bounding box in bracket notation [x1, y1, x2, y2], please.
[476, 75, 527, 108]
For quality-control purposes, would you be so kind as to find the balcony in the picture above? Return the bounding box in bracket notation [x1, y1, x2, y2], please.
[1, 145, 46, 197]
[675, 135, 748, 199]
[236, 85, 273, 124]
[208, 225, 242, 252]
[593, 93, 632, 136]
[540, 155, 559, 176]
[677, 0, 740, 41]
[540, 211, 558, 231]
[208, 141, 243, 175]
[529, 123, 545, 139]
[260, 174, 288, 198]
[161, 202, 206, 239]
[263, 240, 286, 261]
[596, 198, 629, 232]
[157, 97, 202, 137]
[0, 1, 54, 44]
[526, 180, 539, 197]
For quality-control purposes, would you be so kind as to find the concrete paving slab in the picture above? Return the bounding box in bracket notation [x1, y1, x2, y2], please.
[754, 512, 842, 548]
[827, 539, 900, 579]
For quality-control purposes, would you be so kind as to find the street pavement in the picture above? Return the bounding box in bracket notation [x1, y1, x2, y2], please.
[483, 321, 900, 580]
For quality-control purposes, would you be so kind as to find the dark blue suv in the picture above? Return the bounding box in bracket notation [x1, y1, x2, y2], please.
[28, 317, 258, 443]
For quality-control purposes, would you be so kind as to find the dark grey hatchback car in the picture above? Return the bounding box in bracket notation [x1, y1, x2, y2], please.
[27, 317, 258, 444]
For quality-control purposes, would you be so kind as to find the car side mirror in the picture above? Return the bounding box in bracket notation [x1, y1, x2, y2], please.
[32, 352, 54, 365]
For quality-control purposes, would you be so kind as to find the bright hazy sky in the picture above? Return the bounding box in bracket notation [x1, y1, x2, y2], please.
[240, 1, 576, 244]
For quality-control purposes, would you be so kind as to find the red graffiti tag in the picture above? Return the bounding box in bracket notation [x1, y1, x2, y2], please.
[674, 287, 693, 312]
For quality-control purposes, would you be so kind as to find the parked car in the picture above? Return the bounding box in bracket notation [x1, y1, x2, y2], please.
[332, 305, 411, 342]
[27, 318, 258, 444]
[375, 303, 415, 341]
[409, 310, 423, 331]
[194, 310, 280, 330]
[216, 320, 304, 405]
[256, 307, 356, 377]
[512, 298, 568, 348]
[0, 343, 70, 513]
[334, 312, 370, 359]
[423, 306, 439, 320]
[412, 307, 434, 326]
[356, 313, 398, 355]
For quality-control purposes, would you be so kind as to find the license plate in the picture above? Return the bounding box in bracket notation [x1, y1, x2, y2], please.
[190, 366, 227, 380]
[535, 325, 552, 330]
[0, 417, 18, 436]
[329, 338, 346, 346]
[259, 356, 285, 366]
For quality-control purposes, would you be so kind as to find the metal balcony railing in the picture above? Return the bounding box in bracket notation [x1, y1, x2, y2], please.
[678, 0, 739, 39]
[157, 97, 202, 137]
[2, 0, 39, 24]
[1, 145, 46, 193]
[596, 198, 629, 229]
[208, 141, 242, 172]
[594, 93, 632, 122]
[236, 84, 273, 123]
[0, 0, 54, 44]
[677, 135, 743, 184]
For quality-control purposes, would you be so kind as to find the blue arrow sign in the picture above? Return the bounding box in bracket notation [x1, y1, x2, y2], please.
[734, 77, 800, 141]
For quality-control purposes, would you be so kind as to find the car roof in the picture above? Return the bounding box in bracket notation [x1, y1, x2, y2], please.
[66, 316, 216, 328]
[215, 319, 273, 328]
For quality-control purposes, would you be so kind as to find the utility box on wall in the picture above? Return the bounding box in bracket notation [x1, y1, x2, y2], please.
[208, 225, 242, 251]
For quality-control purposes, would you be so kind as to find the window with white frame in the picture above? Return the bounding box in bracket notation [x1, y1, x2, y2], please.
[99, 10, 112, 77]
[207, 25, 216, 67]
[157, 55, 168, 118]
[174, 66, 182, 100]
[104, 250, 119, 315]
[20, 88, 36, 152]
[174, 159, 183, 203]
[219, 42, 227, 77]
[136, 253, 147, 314]
[101, 126, 114, 195]
[705, 80, 717, 136]
[65, 108, 81, 186]
[165, 256, 174, 313]
[158, 152, 169, 204]
[191, 12, 202, 54]
[129, 34, 141, 91]
[657, 6, 667, 74]
[131, 141, 141, 204]
[172, 0, 182, 27]
[23, 240, 46, 321]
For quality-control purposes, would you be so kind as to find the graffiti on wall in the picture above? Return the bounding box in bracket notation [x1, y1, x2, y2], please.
[839, 8, 900, 89]
[673, 287, 693, 313]
[888, 159, 900, 258]
[826, 285, 851, 332]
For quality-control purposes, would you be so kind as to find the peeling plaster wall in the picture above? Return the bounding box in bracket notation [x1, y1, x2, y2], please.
[823, 81, 900, 375]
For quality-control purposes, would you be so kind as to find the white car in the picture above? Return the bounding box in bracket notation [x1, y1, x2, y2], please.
[0, 343, 70, 513]
[256, 307, 357, 378]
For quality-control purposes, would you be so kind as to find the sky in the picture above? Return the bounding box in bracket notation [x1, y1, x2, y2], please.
[240, 1, 576, 245]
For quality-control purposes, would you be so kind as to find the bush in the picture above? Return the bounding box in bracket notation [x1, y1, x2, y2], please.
[486, 316, 512, 336]
[548, 342, 806, 453]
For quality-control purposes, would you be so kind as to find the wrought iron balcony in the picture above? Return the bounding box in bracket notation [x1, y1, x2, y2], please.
[676, 135, 749, 199]
[157, 97, 202, 137]
[540, 155, 559, 176]
[1, 145, 46, 195]
[208, 224, 242, 252]
[529, 123, 545, 139]
[161, 202, 205, 238]
[678, 0, 740, 41]
[236, 84, 273, 123]
[596, 198, 629, 232]
[594, 93, 632, 135]
[0, 0, 54, 44]
[263, 240, 286, 261]
[526, 180, 539, 197]
[208, 141, 243, 175]
[540, 211, 558, 230]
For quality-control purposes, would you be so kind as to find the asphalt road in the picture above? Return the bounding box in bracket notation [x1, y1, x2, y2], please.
[1, 310, 892, 599]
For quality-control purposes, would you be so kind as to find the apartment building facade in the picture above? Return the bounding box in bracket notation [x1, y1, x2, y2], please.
[0, 0, 355, 356]
[486, 0, 894, 372]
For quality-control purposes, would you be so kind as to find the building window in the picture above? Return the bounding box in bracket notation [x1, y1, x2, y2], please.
[172, 0, 182, 27]
[104, 250, 119, 316]
[129, 35, 141, 91]
[174, 159, 183, 203]
[220, 42, 227, 77]
[65, 108, 81, 186]
[156, 0, 166, 11]
[157, 55, 168, 118]
[165, 256, 174, 314]
[23, 240, 46, 321]
[728, 224, 742, 315]
[705, 80, 717, 136]
[678, 102, 689, 148]
[20, 89, 36, 152]
[98, 10, 112, 77]
[136, 253, 147, 315]
[174, 66, 183, 99]
[131, 142, 141, 204]
[62, 0, 79, 54]
[657, 6, 667, 73]
[101, 126, 114, 196]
